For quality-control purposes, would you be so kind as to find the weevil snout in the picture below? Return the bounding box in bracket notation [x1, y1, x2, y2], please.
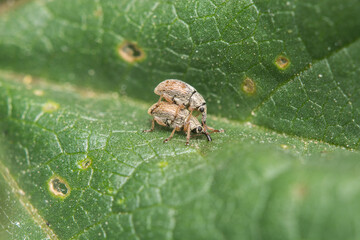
[200, 127, 212, 141]
[204, 132, 212, 141]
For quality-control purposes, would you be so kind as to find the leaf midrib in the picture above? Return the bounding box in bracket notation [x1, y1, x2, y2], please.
[0, 160, 59, 239]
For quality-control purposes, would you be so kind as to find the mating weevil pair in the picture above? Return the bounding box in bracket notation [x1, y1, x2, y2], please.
[144, 79, 223, 145]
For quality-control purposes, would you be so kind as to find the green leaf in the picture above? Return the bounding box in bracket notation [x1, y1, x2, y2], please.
[0, 0, 360, 239]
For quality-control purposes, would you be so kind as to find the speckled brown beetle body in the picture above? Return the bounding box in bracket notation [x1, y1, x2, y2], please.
[154, 79, 213, 130]
[144, 101, 212, 145]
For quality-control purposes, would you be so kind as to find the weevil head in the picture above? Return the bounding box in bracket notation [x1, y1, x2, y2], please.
[198, 104, 207, 116]
[189, 92, 206, 111]
[198, 103, 207, 126]
[191, 123, 212, 141]
[192, 125, 203, 134]
[189, 116, 203, 133]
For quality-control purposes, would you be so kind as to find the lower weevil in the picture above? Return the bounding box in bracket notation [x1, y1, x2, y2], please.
[144, 101, 214, 145]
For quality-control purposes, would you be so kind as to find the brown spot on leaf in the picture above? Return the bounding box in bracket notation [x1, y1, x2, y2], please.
[33, 89, 44, 96]
[48, 176, 71, 199]
[118, 41, 145, 63]
[280, 144, 289, 149]
[275, 55, 290, 70]
[77, 157, 92, 170]
[292, 183, 308, 201]
[241, 77, 256, 95]
[23, 75, 32, 85]
[157, 161, 168, 168]
[94, 8, 103, 18]
[42, 101, 59, 113]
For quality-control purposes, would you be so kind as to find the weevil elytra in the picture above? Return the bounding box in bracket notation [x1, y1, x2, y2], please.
[144, 101, 213, 145]
[154, 79, 219, 132]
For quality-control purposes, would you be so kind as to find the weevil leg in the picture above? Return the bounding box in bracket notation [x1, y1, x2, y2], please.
[206, 125, 224, 133]
[202, 122, 207, 131]
[201, 111, 211, 132]
[185, 122, 191, 146]
[184, 110, 193, 126]
[201, 119, 206, 130]
[170, 105, 181, 124]
[155, 95, 163, 106]
[163, 128, 176, 143]
[194, 112, 200, 117]
[143, 118, 155, 132]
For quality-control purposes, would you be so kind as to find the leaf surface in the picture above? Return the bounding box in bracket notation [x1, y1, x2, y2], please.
[1, 0, 360, 239]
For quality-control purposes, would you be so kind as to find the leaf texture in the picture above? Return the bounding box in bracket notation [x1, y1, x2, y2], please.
[1, 0, 360, 239]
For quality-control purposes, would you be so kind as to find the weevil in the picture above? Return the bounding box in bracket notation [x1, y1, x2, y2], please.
[144, 101, 213, 145]
[154, 79, 219, 132]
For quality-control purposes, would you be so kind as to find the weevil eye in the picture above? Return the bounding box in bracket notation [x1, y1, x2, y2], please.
[199, 107, 204, 112]
[197, 126, 203, 133]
